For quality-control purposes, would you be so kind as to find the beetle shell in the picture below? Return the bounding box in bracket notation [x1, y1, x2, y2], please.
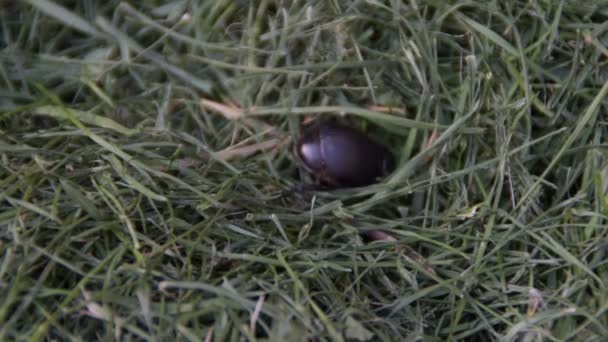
[295, 121, 395, 188]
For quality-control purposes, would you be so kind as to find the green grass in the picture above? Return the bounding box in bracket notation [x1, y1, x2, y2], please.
[1, 0, 608, 341]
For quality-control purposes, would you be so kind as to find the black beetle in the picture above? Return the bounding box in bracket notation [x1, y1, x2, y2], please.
[295, 120, 395, 188]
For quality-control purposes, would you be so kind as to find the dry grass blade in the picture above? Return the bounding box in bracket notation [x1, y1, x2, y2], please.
[215, 137, 289, 161]
[200, 98, 244, 120]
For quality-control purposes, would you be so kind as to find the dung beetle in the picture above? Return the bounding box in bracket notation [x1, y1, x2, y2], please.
[295, 120, 395, 188]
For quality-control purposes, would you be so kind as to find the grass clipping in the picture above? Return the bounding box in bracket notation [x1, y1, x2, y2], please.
[1, 1, 608, 341]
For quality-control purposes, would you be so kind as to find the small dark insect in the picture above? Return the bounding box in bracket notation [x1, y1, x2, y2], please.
[295, 120, 395, 188]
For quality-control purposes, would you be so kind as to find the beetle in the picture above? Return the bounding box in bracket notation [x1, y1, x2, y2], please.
[295, 120, 395, 188]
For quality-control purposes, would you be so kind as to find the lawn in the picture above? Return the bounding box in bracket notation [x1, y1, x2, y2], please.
[1, 0, 608, 341]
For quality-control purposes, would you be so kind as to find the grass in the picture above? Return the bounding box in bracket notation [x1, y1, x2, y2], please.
[1, 0, 608, 341]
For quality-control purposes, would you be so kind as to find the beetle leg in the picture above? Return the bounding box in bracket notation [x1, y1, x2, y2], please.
[280, 183, 328, 195]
